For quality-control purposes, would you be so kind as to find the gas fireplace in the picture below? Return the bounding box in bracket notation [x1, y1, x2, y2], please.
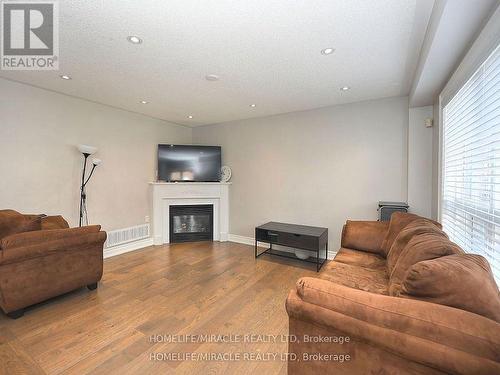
[169, 204, 214, 243]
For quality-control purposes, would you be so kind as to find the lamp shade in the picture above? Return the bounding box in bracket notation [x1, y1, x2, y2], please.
[77, 144, 98, 155]
[92, 158, 102, 166]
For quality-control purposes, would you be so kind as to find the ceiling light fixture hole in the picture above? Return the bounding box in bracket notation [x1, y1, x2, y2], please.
[127, 35, 143, 44]
[205, 74, 220, 81]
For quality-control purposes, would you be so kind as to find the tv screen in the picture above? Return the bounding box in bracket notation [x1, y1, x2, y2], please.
[158, 145, 221, 182]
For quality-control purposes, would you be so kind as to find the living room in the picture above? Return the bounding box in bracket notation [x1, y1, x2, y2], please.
[0, 1, 499, 374]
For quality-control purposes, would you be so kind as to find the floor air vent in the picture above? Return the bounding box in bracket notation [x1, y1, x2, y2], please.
[105, 224, 150, 248]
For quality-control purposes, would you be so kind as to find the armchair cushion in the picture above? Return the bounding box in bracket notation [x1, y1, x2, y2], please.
[401, 254, 500, 323]
[0, 210, 41, 239]
[41, 215, 70, 230]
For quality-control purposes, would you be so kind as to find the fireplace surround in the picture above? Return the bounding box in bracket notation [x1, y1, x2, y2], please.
[150, 182, 230, 244]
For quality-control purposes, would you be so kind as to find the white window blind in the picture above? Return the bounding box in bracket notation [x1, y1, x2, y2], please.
[442, 44, 500, 283]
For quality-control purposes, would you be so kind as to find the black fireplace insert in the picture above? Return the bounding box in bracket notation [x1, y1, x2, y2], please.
[169, 204, 213, 243]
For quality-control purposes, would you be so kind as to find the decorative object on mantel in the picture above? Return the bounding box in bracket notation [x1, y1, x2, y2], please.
[77, 144, 102, 227]
[220, 165, 232, 182]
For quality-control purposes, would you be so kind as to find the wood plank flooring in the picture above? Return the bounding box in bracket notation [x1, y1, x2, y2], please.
[0, 241, 316, 374]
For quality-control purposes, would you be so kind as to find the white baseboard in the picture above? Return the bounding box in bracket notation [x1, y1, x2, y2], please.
[228, 234, 266, 247]
[104, 237, 154, 259]
[228, 233, 336, 260]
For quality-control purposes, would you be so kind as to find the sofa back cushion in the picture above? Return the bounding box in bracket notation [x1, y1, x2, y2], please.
[380, 212, 441, 257]
[0, 210, 41, 240]
[341, 220, 389, 254]
[389, 233, 463, 296]
[386, 219, 447, 275]
[400, 254, 500, 323]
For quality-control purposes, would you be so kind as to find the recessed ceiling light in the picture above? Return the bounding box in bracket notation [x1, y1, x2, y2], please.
[127, 35, 143, 44]
[205, 74, 219, 81]
[340, 86, 350, 91]
[140, 100, 148, 104]
[188, 115, 193, 119]
[250, 104, 256, 108]
[60, 75, 71, 80]
[321, 48, 335, 55]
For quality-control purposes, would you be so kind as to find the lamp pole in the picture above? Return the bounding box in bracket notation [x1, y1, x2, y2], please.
[79, 153, 90, 227]
[77, 145, 100, 227]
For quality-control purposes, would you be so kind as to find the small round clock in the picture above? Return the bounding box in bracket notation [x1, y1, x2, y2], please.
[220, 166, 232, 182]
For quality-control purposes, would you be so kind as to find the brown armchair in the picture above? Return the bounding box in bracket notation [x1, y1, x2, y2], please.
[0, 210, 106, 318]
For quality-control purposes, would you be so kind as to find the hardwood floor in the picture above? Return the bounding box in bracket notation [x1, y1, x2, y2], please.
[0, 241, 317, 374]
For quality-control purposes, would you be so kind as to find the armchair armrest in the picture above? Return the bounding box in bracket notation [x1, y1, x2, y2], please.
[286, 277, 500, 374]
[1, 225, 101, 249]
[0, 226, 106, 265]
[341, 220, 388, 254]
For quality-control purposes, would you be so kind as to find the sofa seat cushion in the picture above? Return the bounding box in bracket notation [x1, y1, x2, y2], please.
[387, 219, 447, 275]
[319, 260, 389, 295]
[334, 247, 386, 271]
[389, 233, 463, 295]
[400, 254, 500, 323]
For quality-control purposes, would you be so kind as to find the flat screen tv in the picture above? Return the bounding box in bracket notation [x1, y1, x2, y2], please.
[158, 144, 221, 182]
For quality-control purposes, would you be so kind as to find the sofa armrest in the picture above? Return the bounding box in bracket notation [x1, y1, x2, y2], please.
[0, 226, 106, 265]
[286, 277, 500, 374]
[341, 220, 388, 254]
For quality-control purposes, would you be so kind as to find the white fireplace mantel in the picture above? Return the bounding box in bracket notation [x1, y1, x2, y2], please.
[149, 182, 230, 245]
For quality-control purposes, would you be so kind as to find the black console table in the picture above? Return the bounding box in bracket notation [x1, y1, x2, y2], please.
[255, 222, 328, 272]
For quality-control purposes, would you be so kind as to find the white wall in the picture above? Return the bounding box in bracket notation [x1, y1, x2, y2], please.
[0, 78, 192, 231]
[0, 79, 430, 252]
[408, 106, 434, 217]
[193, 97, 409, 249]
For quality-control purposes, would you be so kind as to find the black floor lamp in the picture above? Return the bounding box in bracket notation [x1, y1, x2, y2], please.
[77, 145, 101, 227]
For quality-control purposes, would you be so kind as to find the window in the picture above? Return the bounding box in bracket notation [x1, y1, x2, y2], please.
[441, 44, 500, 283]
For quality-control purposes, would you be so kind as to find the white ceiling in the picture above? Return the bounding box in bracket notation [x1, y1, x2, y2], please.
[0, 0, 435, 126]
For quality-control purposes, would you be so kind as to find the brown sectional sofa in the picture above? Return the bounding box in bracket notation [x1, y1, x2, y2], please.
[0, 209, 106, 318]
[286, 212, 500, 374]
